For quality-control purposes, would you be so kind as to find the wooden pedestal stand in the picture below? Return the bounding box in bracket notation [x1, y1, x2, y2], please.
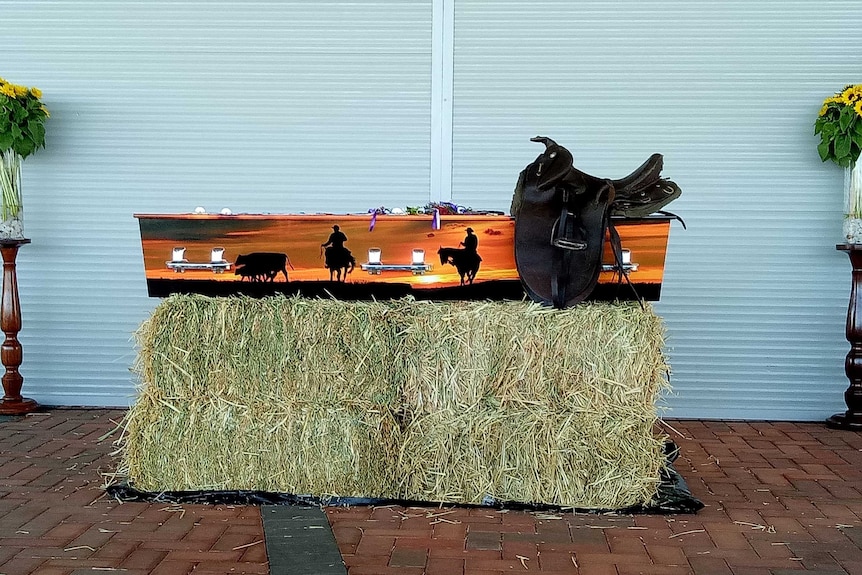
[0, 239, 37, 415]
[830, 244, 862, 430]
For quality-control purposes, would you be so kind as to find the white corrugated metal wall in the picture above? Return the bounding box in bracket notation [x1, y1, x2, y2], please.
[2, 0, 859, 419]
[2, 0, 432, 406]
[449, 0, 861, 420]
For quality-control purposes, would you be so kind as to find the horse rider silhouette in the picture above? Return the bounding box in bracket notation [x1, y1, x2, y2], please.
[438, 227, 482, 286]
[460, 227, 478, 253]
[321, 225, 355, 281]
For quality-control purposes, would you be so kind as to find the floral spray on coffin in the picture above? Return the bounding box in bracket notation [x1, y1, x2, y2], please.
[815, 84, 862, 243]
[0, 78, 49, 240]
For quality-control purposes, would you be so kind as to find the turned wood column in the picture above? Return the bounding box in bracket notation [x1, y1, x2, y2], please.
[0, 238, 37, 415]
[831, 244, 862, 430]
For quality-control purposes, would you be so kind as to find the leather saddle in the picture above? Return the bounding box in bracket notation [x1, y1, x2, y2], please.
[513, 136, 682, 308]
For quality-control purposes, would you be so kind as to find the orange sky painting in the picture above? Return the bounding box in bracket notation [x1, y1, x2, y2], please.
[136, 214, 670, 288]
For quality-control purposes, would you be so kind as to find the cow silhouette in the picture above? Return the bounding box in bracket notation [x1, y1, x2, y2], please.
[234, 266, 266, 282]
[234, 252, 293, 282]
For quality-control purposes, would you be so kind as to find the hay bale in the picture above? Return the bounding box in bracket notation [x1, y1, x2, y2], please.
[134, 295, 404, 405]
[396, 408, 662, 509]
[121, 295, 669, 509]
[123, 397, 400, 495]
[396, 300, 667, 412]
[393, 300, 668, 508]
[124, 295, 402, 495]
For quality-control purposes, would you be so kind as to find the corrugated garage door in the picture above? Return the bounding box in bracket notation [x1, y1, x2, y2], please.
[1, 0, 432, 406]
[449, 0, 861, 419]
[3, 0, 861, 419]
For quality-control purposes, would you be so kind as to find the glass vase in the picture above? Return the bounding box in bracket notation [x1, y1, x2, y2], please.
[0, 150, 24, 240]
[843, 159, 862, 243]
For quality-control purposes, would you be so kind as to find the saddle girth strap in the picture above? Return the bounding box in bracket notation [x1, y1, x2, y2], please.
[655, 210, 687, 230]
[606, 221, 645, 309]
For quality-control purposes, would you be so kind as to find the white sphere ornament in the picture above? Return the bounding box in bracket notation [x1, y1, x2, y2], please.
[220, 208, 232, 215]
[193, 206, 206, 214]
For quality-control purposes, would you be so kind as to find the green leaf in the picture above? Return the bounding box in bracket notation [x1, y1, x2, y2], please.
[836, 133, 852, 159]
[855, 121, 862, 136]
[0, 132, 13, 150]
[818, 140, 832, 162]
[822, 122, 837, 139]
[26, 121, 45, 147]
[840, 105, 854, 131]
[10, 103, 27, 123]
[13, 137, 35, 158]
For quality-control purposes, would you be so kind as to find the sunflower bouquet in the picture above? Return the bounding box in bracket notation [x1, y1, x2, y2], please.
[815, 84, 862, 167]
[0, 77, 49, 234]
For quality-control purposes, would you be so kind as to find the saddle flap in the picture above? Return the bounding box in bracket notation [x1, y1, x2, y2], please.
[515, 152, 616, 308]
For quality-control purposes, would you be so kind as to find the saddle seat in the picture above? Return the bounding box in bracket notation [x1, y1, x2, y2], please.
[603, 154, 682, 219]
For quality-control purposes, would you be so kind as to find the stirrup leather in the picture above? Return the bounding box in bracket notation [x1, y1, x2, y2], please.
[551, 212, 587, 250]
[550, 189, 588, 251]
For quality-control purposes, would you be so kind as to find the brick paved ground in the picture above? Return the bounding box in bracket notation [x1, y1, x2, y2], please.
[2, 409, 861, 574]
[326, 420, 862, 575]
[0, 409, 268, 575]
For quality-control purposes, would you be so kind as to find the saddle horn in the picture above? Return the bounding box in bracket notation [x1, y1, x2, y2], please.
[530, 136, 576, 192]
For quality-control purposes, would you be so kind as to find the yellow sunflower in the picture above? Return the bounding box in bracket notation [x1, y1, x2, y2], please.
[0, 83, 17, 98]
[29, 87, 42, 99]
[856, 100, 862, 118]
[841, 84, 862, 105]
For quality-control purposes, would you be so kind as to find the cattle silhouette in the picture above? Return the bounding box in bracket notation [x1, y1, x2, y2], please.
[234, 266, 267, 282]
[234, 252, 293, 282]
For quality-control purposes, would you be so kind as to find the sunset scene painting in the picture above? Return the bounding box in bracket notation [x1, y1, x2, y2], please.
[135, 213, 673, 300]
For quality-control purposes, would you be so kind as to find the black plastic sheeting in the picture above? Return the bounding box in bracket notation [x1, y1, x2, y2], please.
[106, 441, 703, 515]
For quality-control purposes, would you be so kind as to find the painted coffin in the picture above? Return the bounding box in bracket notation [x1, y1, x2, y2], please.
[134, 213, 674, 301]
